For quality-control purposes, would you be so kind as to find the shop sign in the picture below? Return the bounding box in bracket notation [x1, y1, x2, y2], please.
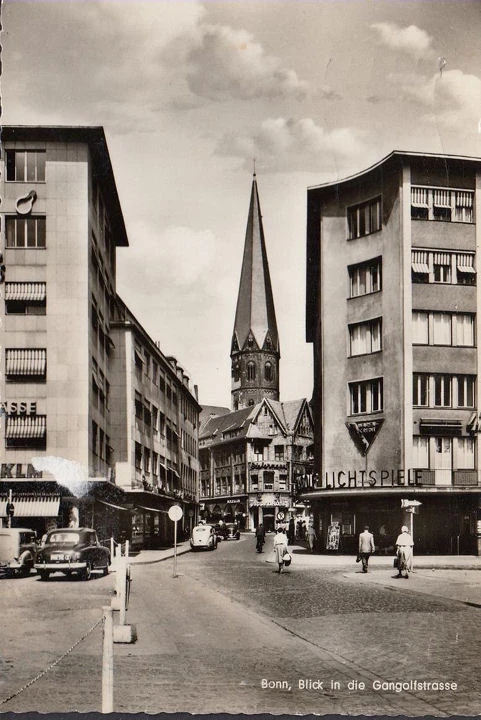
[226, 498, 242, 504]
[0, 401, 37, 416]
[1, 463, 43, 478]
[323, 469, 423, 489]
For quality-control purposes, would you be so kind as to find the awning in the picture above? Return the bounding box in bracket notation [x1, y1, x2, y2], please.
[135, 505, 169, 514]
[0, 495, 60, 517]
[6, 415, 46, 439]
[420, 419, 462, 436]
[96, 499, 132, 512]
[411, 263, 429, 274]
[5, 282, 46, 302]
[457, 265, 476, 274]
[6, 349, 46, 375]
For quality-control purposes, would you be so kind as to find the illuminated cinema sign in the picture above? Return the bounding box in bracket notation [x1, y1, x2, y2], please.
[0, 401, 37, 416]
[324, 469, 423, 489]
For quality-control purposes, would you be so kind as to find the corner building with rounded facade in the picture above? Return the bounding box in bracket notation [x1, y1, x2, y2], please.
[304, 151, 481, 555]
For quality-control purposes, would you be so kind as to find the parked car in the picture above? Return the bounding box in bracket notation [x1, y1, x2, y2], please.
[34, 527, 110, 581]
[190, 524, 218, 551]
[224, 523, 240, 541]
[214, 523, 228, 541]
[0, 527, 37, 577]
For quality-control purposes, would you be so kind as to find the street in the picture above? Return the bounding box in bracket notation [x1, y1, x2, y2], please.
[1, 535, 481, 715]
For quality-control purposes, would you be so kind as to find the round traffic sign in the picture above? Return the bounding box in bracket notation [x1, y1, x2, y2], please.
[168, 505, 183, 522]
[277, 511, 285, 521]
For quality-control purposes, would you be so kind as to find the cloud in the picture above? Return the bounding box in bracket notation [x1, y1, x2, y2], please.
[182, 24, 308, 102]
[216, 117, 365, 173]
[393, 69, 481, 129]
[371, 22, 433, 58]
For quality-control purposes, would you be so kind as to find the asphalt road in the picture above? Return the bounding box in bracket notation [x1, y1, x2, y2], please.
[1, 536, 480, 716]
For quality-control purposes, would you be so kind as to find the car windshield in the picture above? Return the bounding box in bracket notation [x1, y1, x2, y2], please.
[20, 533, 36, 543]
[47, 532, 80, 545]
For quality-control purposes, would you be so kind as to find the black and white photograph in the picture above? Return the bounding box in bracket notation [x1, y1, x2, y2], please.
[1, 0, 481, 717]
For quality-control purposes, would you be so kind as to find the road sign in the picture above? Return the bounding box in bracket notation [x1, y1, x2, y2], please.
[401, 499, 422, 508]
[168, 505, 183, 522]
[277, 511, 285, 521]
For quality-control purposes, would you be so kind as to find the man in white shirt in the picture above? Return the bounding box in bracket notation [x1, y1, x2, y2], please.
[395, 525, 414, 578]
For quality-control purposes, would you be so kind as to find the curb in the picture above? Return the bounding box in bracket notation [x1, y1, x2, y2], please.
[129, 546, 192, 565]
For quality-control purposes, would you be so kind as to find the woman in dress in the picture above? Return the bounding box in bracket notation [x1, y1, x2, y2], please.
[273, 526, 289, 573]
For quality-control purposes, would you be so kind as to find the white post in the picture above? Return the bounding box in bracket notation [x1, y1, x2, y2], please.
[102, 606, 113, 713]
[110, 537, 114, 561]
[119, 556, 126, 626]
[125, 540, 129, 559]
[410, 510, 414, 572]
[173, 519, 178, 578]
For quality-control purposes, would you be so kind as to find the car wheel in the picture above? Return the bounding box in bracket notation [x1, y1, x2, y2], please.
[81, 562, 92, 581]
[39, 570, 50, 581]
[102, 565, 109, 577]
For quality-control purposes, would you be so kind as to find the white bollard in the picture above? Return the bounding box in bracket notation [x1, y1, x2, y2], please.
[125, 540, 130, 559]
[102, 606, 113, 713]
[119, 556, 126, 626]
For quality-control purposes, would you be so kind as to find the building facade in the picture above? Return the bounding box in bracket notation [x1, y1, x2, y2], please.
[0, 126, 200, 547]
[304, 151, 481, 555]
[200, 175, 314, 529]
[199, 398, 314, 531]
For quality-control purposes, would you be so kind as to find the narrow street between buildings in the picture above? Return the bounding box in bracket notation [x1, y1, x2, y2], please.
[1, 536, 480, 716]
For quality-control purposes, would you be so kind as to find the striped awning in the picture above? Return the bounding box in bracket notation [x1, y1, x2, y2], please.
[411, 250, 429, 274]
[0, 495, 59, 518]
[457, 253, 476, 273]
[412, 263, 429, 273]
[6, 349, 46, 375]
[5, 282, 46, 302]
[433, 252, 451, 265]
[6, 415, 47, 439]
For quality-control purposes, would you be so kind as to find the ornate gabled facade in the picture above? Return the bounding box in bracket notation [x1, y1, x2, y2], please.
[231, 175, 280, 410]
[199, 398, 314, 530]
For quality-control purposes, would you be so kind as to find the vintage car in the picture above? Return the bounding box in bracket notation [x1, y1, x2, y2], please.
[0, 527, 37, 577]
[224, 523, 240, 541]
[34, 527, 110, 581]
[190, 524, 218, 551]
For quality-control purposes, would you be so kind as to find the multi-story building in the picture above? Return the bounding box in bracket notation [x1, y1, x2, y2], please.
[110, 297, 200, 547]
[200, 175, 314, 529]
[199, 397, 313, 530]
[304, 151, 481, 555]
[0, 126, 200, 546]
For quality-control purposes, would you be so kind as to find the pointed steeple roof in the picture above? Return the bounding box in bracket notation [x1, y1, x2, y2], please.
[232, 175, 279, 353]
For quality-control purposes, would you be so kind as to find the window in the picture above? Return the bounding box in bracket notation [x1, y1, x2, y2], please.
[457, 437, 475, 469]
[411, 187, 474, 223]
[412, 436, 429, 468]
[349, 318, 382, 356]
[135, 442, 142, 470]
[412, 311, 475, 347]
[6, 216, 46, 248]
[247, 361, 256, 381]
[434, 375, 451, 407]
[349, 378, 383, 415]
[5, 348, 47, 382]
[263, 471, 274, 490]
[5, 282, 46, 315]
[135, 391, 143, 419]
[274, 445, 284, 461]
[412, 249, 475, 285]
[6, 150, 46, 182]
[456, 376, 475, 408]
[454, 314, 475, 347]
[412, 312, 429, 344]
[413, 374, 429, 406]
[264, 362, 273, 381]
[347, 197, 381, 239]
[349, 258, 382, 298]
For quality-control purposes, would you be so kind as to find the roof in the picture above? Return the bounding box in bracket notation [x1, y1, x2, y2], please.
[232, 176, 279, 352]
[200, 397, 312, 444]
[199, 405, 231, 432]
[307, 149, 481, 192]
[1, 125, 129, 247]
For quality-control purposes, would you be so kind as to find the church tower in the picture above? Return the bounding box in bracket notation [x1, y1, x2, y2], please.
[231, 175, 280, 410]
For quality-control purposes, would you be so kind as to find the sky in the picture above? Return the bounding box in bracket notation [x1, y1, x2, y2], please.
[3, 0, 481, 408]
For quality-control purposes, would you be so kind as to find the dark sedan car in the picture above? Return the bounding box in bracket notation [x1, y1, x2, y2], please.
[224, 523, 240, 540]
[34, 527, 110, 581]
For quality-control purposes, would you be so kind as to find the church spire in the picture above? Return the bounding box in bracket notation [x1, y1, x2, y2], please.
[231, 175, 280, 411]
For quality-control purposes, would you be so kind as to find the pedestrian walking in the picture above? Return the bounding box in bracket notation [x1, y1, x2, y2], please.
[306, 523, 317, 552]
[273, 526, 289, 573]
[395, 525, 414, 578]
[288, 517, 295, 544]
[358, 525, 375, 573]
[255, 523, 266, 553]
